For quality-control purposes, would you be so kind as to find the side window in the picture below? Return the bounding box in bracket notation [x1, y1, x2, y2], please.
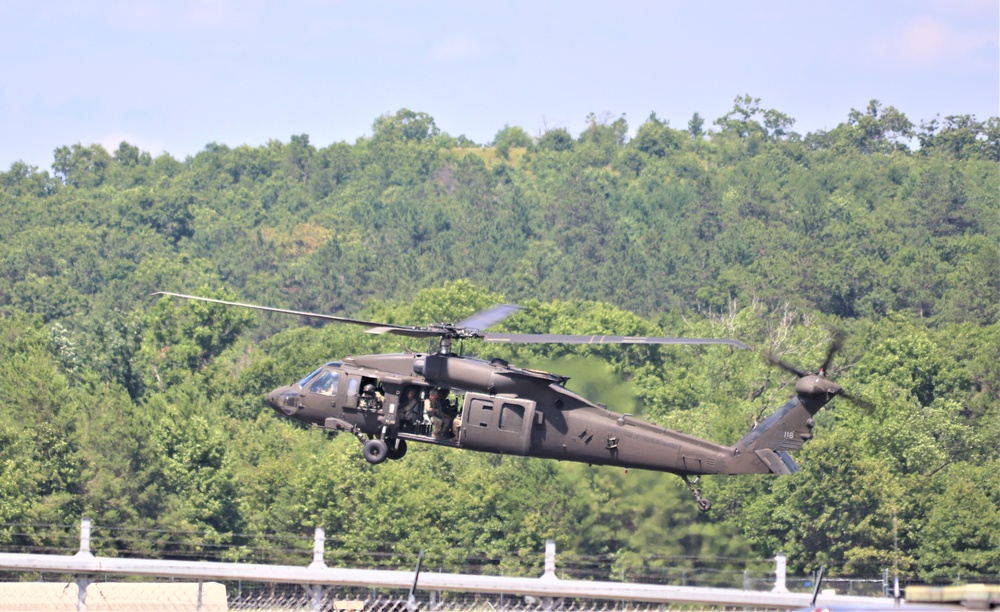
[499, 403, 525, 432]
[470, 399, 493, 427]
[347, 377, 360, 399]
[308, 371, 339, 396]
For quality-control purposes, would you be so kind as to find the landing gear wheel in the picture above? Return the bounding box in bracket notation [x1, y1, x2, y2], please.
[387, 439, 408, 460]
[682, 475, 712, 513]
[362, 439, 388, 464]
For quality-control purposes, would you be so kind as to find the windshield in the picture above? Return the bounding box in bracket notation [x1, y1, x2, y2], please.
[296, 367, 324, 389]
[308, 371, 339, 396]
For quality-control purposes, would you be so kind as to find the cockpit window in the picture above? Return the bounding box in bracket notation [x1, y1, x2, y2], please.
[297, 367, 324, 389]
[308, 371, 339, 396]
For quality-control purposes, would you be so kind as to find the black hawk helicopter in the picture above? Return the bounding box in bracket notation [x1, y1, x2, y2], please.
[155, 292, 851, 511]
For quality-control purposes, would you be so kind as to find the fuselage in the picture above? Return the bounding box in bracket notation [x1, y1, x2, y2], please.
[266, 352, 746, 476]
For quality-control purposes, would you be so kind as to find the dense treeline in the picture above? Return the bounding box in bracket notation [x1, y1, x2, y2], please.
[0, 97, 997, 582]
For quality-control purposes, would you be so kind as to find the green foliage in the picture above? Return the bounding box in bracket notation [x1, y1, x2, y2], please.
[814, 100, 915, 156]
[727, 433, 905, 575]
[577, 112, 628, 166]
[537, 128, 574, 152]
[632, 113, 682, 158]
[493, 125, 533, 160]
[714, 94, 795, 142]
[53, 143, 113, 188]
[373, 109, 440, 144]
[688, 112, 705, 138]
[0, 101, 996, 577]
[140, 286, 255, 387]
[918, 115, 1000, 161]
[914, 462, 1000, 577]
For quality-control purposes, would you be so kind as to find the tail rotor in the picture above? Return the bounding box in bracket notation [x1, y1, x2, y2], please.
[767, 330, 869, 410]
[726, 331, 869, 477]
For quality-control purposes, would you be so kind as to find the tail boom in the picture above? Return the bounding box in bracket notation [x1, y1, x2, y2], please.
[722, 382, 839, 475]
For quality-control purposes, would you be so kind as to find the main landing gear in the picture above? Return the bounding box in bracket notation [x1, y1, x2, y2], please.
[361, 437, 408, 464]
[362, 439, 388, 464]
[682, 475, 712, 512]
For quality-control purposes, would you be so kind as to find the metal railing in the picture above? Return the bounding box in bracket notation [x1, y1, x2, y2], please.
[0, 519, 908, 612]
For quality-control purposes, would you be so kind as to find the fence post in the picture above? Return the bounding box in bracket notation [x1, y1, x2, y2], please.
[309, 528, 326, 569]
[772, 553, 788, 593]
[304, 527, 327, 612]
[542, 540, 557, 580]
[75, 517, 94, 558]
[75, 517, 95, 611]
[540, 540, 561, 611]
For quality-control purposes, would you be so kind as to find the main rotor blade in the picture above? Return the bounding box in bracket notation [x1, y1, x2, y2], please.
[364, 326, 448, 338]
[456, 304, 524, 331]
[766, 353, 811, 378]
[153, 292, 415, 332]
[483, 333, 751, 350]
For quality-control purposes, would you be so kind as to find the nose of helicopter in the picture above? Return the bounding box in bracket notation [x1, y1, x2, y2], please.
[266, 387, 285, 412]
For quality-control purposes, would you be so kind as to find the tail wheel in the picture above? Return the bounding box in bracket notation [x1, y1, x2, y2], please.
[682, 475, 713, 513]
[387, 439, 408, 460]
[362, 439, 388, 464]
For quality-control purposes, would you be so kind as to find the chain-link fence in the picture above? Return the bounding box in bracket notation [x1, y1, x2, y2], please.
[1, 520, 996, 611]
[2, 521, 996, 589]
[0, 578, 760, 612]
[2, 569, 997, 611]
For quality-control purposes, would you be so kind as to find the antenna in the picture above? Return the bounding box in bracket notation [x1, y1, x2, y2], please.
[407, 550, 424, 612]
[810, 565, 826, 608]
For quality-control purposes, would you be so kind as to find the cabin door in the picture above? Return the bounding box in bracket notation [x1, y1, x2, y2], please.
[459, 393, 535, 456]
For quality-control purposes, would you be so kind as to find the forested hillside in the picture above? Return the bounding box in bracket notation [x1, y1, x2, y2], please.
[0, 97, 997, 581]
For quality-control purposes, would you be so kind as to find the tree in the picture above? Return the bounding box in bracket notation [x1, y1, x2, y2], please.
[918, 115, 1000, 161]
[372, 109, 440, 143]
[688, 112, 705, 138]
[0, 161, 58, 197]
[113, 141, 152, 169]
[915, 462, 1000, 577]
[492, 125, 533, 160]
[53, 143, 113, 188]
[826, 100, 914, 155]
[577, 112, 628, 166]
[714, 94, 794, 141]
[9, 274, 86, 322]
[538, 128, 574, 152]
[631, 112, 681, 158]
[140, 286, 255, 387]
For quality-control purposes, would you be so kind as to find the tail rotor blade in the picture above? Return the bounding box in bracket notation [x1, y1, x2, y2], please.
[768, 331, 865, 410]
[840, 389, 874, 412]
[820, 330, 846, 374]
[767, 353, 810, 378]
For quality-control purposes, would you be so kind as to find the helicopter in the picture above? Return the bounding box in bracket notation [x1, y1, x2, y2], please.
[154, 292, 852, 511]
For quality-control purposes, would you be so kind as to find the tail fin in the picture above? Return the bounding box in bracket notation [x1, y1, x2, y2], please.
[726, 394, 826, 475]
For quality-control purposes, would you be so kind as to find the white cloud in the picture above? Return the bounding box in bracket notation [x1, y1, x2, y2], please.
[872, 16, 997, 68]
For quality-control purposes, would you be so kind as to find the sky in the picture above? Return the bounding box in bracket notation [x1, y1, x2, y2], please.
[1, 0, 997, 171]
